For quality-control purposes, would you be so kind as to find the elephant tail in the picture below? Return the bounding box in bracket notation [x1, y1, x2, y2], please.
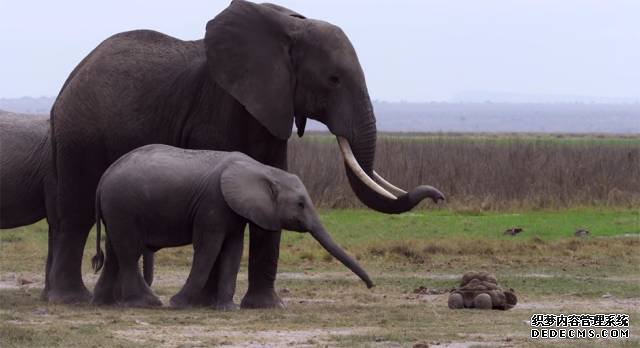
[91, 186, 105, 273]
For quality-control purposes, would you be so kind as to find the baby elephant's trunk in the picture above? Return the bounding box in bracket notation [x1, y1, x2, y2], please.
[310, 223, 374, 288]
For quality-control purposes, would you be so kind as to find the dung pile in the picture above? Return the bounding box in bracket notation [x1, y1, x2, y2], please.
[448, 272, 517, 310]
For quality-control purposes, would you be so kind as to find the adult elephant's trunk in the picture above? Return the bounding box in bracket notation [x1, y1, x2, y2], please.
[309, 222, 373, 289]
[337, 114, 444, 214]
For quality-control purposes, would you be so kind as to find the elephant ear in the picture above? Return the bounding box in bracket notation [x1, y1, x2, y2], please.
[220, 158, 281, 231]
[205, 0, 302, 140]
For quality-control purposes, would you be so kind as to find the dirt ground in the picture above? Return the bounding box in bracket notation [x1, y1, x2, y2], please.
[1, 268, 638, 347]
[1, 215, 638, 347]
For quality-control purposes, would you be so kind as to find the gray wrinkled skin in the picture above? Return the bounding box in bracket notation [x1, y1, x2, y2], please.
[49, 0, 441, 306]
[0, 112, 153, 297]
[91, 144, 373, 309]
[0, 113, 55, 298]
[0, 113, 52, 229]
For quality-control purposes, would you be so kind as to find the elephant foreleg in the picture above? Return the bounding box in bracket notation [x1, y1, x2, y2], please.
[240, 223, 284, 309]
[213, 226, 244, 311]
[240, 135, 287, 309]
[170, 218, 226, 308]
[187, 222, 245, 308]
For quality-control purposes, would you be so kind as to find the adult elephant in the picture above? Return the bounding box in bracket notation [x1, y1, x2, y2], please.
[0, 113, 56, 298]
[49, 0, 444, 305]
[0, 112, 154, 296]
[0, 113, 53, 230]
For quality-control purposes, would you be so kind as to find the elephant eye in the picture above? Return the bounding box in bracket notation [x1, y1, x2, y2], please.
[329, 75, 340, 86]
[298, 202, 305, 209]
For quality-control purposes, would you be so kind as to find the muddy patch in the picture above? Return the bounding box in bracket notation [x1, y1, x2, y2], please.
[431, 341, 509, 348]
[286, 297, 337, 305]
[114, 325, 364, 347]
[516, 297, 640, 311]
[522, 273, 640, 282]
[0, 272, 43, 290]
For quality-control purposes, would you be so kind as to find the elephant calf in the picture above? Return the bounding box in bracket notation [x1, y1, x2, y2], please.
[91, 144, 373, 308]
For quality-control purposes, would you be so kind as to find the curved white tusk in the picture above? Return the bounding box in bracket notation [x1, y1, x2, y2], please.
[373, 171, 408, 196]
[336, 136, 397, 200]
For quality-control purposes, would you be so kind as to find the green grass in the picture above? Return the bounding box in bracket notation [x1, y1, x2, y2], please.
[278, 209, 639, 275]
[4, 208, 637, 273]
[1, 208, 639, 347]
[312, 208, 640, 242]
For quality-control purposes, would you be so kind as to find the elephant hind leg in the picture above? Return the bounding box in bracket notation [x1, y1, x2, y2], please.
[48, 216, 94, 304]
[109, 224, 161, 308]
[41, 186, 58, 301]
[48, 137, 105, 304]
[41, 224, 54, 301]
[92, 238, 119, 305]
[117, 255, 161, 308]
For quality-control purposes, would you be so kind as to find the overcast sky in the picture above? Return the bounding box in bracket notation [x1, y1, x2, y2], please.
[1, 0, 639, 102]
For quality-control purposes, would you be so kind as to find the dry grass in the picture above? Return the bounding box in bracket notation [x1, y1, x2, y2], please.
[1, 210, 639, 347]
[2, 132, 639, 346]
[288, 133, 640, 210]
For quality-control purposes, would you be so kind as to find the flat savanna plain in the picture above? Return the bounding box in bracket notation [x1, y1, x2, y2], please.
[1, 133, 639, 347]
[2, 209, 638, 347]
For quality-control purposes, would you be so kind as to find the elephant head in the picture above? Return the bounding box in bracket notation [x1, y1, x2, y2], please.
[220, 155, 374, 288]
[205, 0, 444, 214]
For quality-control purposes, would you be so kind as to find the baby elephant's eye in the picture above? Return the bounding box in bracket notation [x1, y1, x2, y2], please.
[298, 202, 305, 209]
[329, 75, 340, 85]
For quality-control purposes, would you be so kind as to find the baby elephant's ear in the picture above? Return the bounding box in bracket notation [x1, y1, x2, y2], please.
[220, 160, 281, 231]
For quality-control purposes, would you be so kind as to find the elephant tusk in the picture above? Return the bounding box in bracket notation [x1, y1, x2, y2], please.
[372, 171, 408, 196]
[336, 136, 397, 200]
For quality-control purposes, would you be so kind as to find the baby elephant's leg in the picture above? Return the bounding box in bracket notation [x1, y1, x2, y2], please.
[110, 223, 161, 308]
[214, 226, 245, 311]
[170, 218, 226, 308]
[194, 221, 247, 307]
[92, 239, 119, 305]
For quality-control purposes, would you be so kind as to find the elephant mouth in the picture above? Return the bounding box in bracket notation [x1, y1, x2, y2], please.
[337, 136, 403, 200]
[336, 135, 445, 213]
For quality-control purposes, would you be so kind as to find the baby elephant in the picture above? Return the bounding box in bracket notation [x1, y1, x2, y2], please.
[91, 144, 373, 308]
